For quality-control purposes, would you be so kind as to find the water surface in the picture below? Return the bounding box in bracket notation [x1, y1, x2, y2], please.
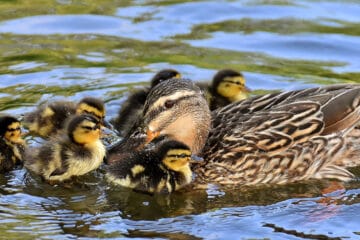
[0, 0, 359, 239]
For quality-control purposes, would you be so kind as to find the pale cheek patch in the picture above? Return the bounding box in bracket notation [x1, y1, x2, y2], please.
[131, 165, 145, 177]
[41, 107, 55, 118]
[148, 110, 174, 132]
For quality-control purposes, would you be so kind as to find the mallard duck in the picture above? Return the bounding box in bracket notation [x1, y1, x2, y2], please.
[199, 69, 250, 110]
[25, 114, 106, 183]
[112, 69, 181, 137]
[111, 78, 360, 188]
[0, 115, 26, 173]
[106, 138, 193, 194]
[23, 97, 107, 138]
[107, 78, 211, 161]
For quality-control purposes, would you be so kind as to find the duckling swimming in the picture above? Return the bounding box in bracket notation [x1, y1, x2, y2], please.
[23, 97, 107, 138]
[113, 78, 360, 187]
[25, 114, 106, 183]
[112, 69, 181, 137]
[0, 115, 26, 173]
[106, 138, 193, 194]
[199, 69, 250, 110]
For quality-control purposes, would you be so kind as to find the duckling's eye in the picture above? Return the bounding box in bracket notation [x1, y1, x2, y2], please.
[164, 100, 175, 109]
[8, 127, 21, 132]
[82, 125, 99, 131]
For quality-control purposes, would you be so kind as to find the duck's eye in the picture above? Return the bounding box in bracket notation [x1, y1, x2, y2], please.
[164, 100, 175, 109]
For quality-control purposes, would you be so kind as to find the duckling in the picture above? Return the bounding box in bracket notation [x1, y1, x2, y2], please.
[0, 115, 26, 173]
[23, 97, 107, 138]
[106, 138, 193, 194]
[198, 69, 250, 110]
[112, 78, 360, 187]
[25, 114, 106, 183]
[112, 69, 181, 137]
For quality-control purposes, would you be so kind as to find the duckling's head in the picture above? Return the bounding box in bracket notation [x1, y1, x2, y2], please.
[141, 78, 211, 154]
[76, 97, 106, 122]
[157, 140, 192, 172]
[213, 69, 248, 102]
[0, 116, 23, 144]
[158, 140, 193, 189]
[150, 69, 181, 88]
[67, 114, 102, 145]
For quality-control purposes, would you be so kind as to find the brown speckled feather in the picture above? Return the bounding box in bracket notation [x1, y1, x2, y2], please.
[196, 84, 360, 185]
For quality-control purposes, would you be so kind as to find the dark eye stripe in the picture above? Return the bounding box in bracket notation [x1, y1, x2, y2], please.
[145, 95, 193, 121]
[222, 80, 243, 86]
[7, 127, 21, 132]
[82, 125, 100, 130]
[83, 110, 102, 119]
[167, 154, 191, 158]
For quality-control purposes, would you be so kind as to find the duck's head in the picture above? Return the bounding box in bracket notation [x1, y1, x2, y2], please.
[140, 78, 211, 154]
[67, 114, 102, 146]
[0, 116, 24, 144]
[76, 97, 112, 128]
[213, 69, 249, 102]
[150, 69, 181, 88]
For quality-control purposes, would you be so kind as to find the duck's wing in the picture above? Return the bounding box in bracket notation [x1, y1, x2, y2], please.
[212, 84, 360, 136]
[199, 85, 360, 185]
[206, 100, 326, 159]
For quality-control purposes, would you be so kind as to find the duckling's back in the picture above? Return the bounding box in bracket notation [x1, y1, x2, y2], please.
[0, 139, 24, 173]
[24, 101, 76, 137]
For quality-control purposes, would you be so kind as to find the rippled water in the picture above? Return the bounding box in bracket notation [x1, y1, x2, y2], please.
[1, 0, 360, 239]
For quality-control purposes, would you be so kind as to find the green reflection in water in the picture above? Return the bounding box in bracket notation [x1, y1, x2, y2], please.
[1, 34, 358, 81]
[174, 18, 360, 38]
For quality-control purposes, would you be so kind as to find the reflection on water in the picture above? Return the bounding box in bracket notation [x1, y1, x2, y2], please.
[1, 0, 360, 239]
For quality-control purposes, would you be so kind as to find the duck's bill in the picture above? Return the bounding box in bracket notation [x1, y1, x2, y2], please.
[146, 128, 160, 144]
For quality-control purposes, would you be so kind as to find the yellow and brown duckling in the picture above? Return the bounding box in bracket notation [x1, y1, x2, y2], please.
[106, 138, 193, 194]
[25, 114, 106, 183]
[112, 69, 181, 137]
[23, 97, 107, 138]
[0, 115, 26, 173]
[199, 69, 250, 110]
[111, 78, 360, 188]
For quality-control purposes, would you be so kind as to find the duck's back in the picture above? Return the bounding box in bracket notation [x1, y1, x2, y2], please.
[198, 84, 360, 185]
